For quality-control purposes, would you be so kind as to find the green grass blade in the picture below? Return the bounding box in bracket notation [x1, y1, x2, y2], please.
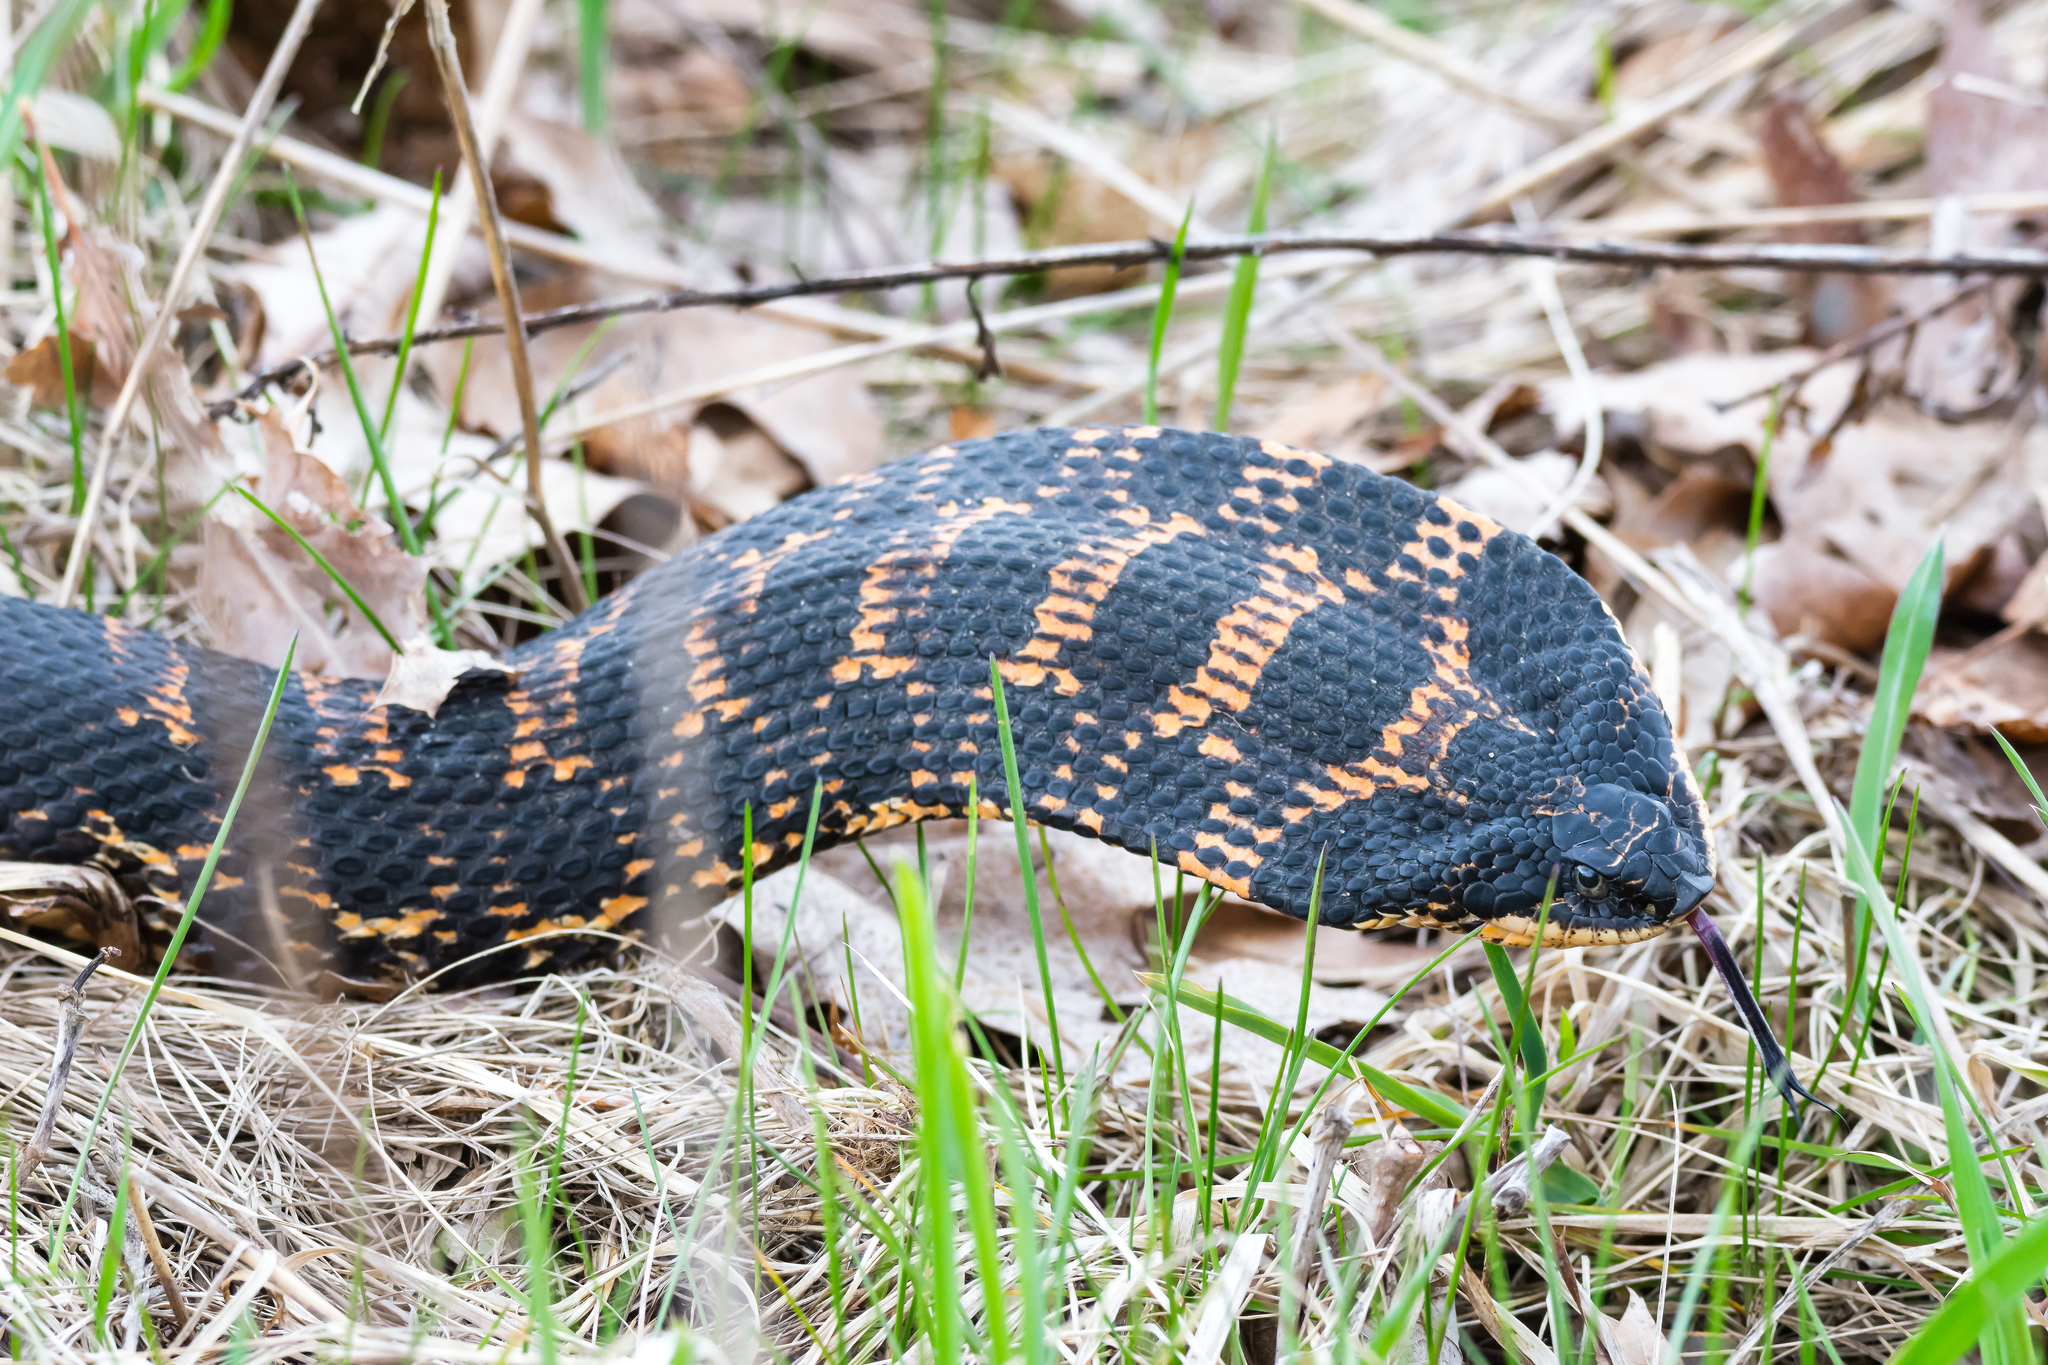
[1837, 804, 2028, 1364]
[1990, 731, 2048, 825]
[281, 178, 423, 544]
[1143, 204, 1193, 426]
[578, 0, 610, 133]
[228, 485, 402, 651]
[988, 658, 1067, 1101]
[1213, 134, 1276, 433]
[30, 146, 86, 516]
[1484, 941, 1547, 1080]
[1143, 975, 1465, 1126]
[894, 861, 970, 1359]
[1848, 540, 1942, 904]
[378, 170, 444, 446]
[1738, 385, 1783, 611]
[168, 0, 231, 91]
[0, 0, 96, 170]
[1889, 1210, 2048, 1365]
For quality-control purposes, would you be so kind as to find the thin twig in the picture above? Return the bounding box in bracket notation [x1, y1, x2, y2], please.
[419, 0, 587, 614]
[205, 228, 2048, 419]
[127, 1166, 348, 1325]
[408, 0, 546, 333]
[21, 946, 116, 1170]
[1712, 271, 2011, 412]
[52, 0, 325, 607]
[127, 1171, 193, 1330]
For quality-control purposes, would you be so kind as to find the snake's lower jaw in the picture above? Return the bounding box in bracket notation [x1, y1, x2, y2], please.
[1683, 905, 1844, 1129]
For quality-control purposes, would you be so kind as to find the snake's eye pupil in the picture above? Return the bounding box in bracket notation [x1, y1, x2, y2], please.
[1571, 865, 1608, 901]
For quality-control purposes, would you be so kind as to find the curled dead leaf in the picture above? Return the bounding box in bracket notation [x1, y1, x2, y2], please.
[3, 334, 107, 409]
[200, 409, 427, 677]
[1747, 535, 1898, 655]
[1918, 638, 2048, 741]
[370, 638, 518, 718]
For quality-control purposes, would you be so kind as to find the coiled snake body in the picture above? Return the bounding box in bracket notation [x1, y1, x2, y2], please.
[0, 427, 1819, 1110]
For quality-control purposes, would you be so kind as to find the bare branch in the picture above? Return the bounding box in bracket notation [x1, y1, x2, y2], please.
[419, 0, 587, 614]
[208, 228, 2048, 420]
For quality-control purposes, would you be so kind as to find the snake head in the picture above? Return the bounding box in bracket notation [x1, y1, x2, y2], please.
[1462, 780, 1716, 944]
[1549, 781, 1717, 923]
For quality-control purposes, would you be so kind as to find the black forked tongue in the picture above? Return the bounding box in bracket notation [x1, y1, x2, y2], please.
[1683, 906, 1843, 1128]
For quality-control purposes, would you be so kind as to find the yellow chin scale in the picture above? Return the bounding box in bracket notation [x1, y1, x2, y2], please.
[1478, 915, 1678, 948]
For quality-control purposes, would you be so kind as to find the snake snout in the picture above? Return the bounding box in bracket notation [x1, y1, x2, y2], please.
[1549, 782, 1715, 929]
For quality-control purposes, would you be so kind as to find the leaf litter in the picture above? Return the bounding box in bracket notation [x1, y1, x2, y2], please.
[6, 0, 2048, 1360]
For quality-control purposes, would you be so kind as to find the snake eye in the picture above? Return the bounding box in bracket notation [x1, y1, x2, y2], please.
[1570, 865, 1609, 902]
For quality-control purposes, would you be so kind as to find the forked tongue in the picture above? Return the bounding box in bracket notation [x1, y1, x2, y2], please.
[1683, 905, 1841, 1127]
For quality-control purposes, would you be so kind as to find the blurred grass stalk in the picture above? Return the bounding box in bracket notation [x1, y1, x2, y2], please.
[1213, 134, 1276, 433]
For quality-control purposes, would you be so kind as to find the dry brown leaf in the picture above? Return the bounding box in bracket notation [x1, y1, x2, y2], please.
[3, 335, 109, 409]
[1900, 0, 2048, 414]
[45, 170, 226, 467]
[1999, 551, 2048, 628]
[200, 410, 427, 677]
[430, 301, 880, 495]
[668, 0, 913, 73]
[993, 153, 1153, 298]
[1918, 639, 2048, 741]
[370, 638, 518, 718]
[1772, 400, 2028, 598]
[1190, 898, 1449, 988]
[1956, 529, 2036, 618]
[1540, 351, 1858, 471]
[1440, 450, 1610, 539]
[949, 406, 998, 442]
[1256, 374, 1389, 453]
[495, 113, 673, 259]
[686, 410, 809, 524]
[1599, 1290, 1669, 1365]
[613, 43, 754, 143]
[1747, 534, 1898, 655]
[1758, 93, 1889, 345]
[230, 205, 436, 370]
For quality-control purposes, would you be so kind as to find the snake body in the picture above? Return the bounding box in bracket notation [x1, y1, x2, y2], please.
[0, 426, 1718, 993]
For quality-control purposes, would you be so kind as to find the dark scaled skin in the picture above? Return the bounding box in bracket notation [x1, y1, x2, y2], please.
[0, 427, 1718, 991]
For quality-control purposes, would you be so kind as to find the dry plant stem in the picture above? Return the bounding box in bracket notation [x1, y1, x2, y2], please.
[409, 0, 546, 330]
[1460, 22, 1799, 223]
[21, 945, 114, 1170]
[981, 98, 1216, 232]
[1286, 1102, 1354, 1308]
[1297, 0, 1592, 129]
[127, 1172, 192, 1330]
[419, 0, 587, 614]
[1721, 1195, 1913, 1365]
[1481, 1124, 1569, 1218]
[230, 231, 2048, 374]
[50, 0, 324, 609]
[126, 1166, 348, 1325]
[1570, 188, 2048, 238]
[1715, 275, 2014, 412]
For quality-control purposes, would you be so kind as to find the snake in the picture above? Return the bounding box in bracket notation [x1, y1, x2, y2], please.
[0, 425, 1824, 1116]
